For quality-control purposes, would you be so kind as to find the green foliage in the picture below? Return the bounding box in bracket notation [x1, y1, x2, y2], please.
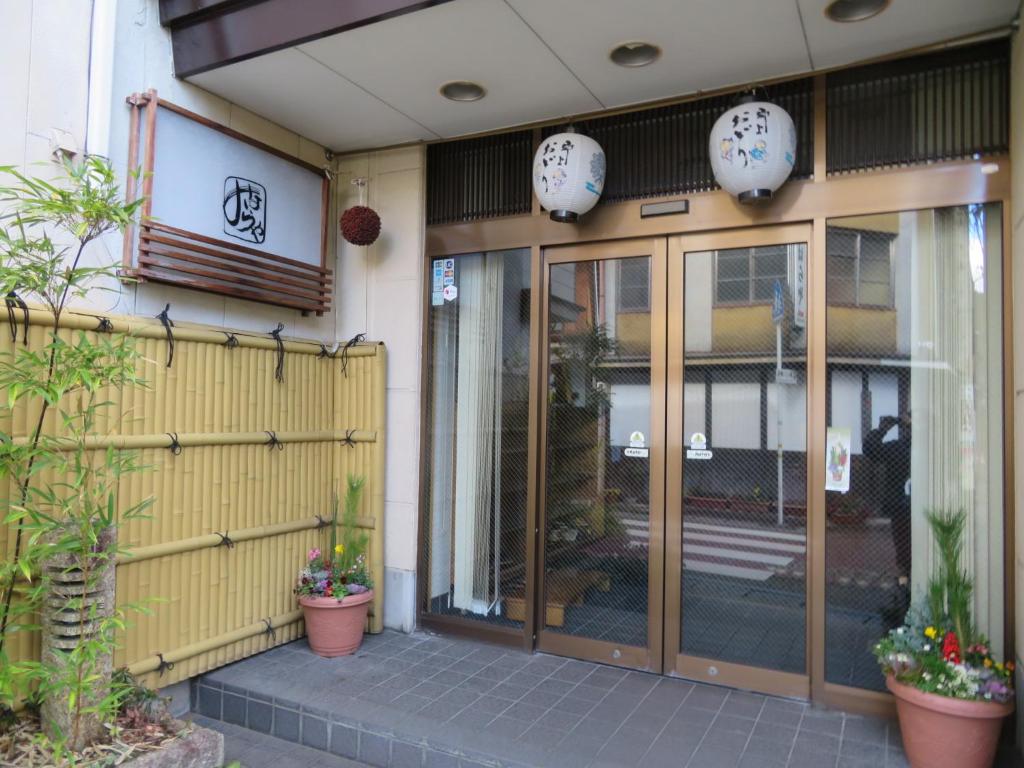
[925, 509, 974, 648]
[0, 156, 153, 751]
[337, 475, 369, 577]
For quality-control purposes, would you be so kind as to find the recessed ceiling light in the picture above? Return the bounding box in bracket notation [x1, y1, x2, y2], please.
[440, 81, 486, 102]
[824, 0, 890, 22]
[610, 42, 661, 68]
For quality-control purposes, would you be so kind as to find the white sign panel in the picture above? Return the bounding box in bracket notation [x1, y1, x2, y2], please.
[150, 106, 324, 266]
[792, 246, 807, 328]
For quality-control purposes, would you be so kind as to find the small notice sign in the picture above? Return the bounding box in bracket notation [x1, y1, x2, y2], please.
[686, 449, 713, 460]
[825, 427, 851, 493]
[624, 447, 649, 458]
[443, 284, 458, 302]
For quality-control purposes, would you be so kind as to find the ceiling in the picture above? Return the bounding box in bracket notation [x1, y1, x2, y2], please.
[187, 0, 1019, 153]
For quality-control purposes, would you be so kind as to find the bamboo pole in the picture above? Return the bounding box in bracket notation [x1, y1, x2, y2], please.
[10, 429, 377, 449]
[10, 304, 379, 358]
[127, 609, 304, 676]
[117, 515, 376, 565]
[369, 345, 386, 633]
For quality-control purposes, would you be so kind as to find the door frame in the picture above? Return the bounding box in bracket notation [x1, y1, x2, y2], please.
[663, 223, 813, 699]
[536, 237, 668, 673]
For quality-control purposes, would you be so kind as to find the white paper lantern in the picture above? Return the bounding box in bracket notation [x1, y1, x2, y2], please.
[709, 99, 797, 204]
[532, 131, 605, 222]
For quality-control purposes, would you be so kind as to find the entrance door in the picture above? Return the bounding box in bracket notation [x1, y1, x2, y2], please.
[537, 238, 667, 672]
[664, 224, 811, 698]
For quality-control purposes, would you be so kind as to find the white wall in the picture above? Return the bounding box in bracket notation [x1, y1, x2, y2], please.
[334, 147, 426, 633]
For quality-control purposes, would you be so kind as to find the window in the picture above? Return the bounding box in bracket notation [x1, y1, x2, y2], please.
[617, 258, 650, 312]
[714, 246, 789, 304]
[826, 227, 894, 307]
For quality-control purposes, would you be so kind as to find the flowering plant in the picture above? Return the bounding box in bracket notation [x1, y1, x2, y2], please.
[874, 510, 1014, 703]
[295, 476, 372, 600]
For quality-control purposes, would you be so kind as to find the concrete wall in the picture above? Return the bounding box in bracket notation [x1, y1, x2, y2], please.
[0, 0, 427, 633]
[1012, 23, 1024, 748]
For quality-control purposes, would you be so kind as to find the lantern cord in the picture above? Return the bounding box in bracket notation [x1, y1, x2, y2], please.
[166, 432, 182, 455]
[340, 332, 366, 377]
[95, 317, 114, 333]
[269, 323, 285, 382]
[223, 332, 239, 349]
[156, 304, 175, 367]
[4, 291, 28, 345]
[265, 430, 284, 451]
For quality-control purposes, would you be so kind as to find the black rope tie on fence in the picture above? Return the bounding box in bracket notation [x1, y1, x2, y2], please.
[341, 429, 357, 448]
[223, 332, 239, 349]
[262, 618, 276, 642]
[315, 514, 329, 530]
[5, 291, 28, 345]
[95, 317, 114, 333]
[317, 343, 337, 359]
[215, 531, 235, 549]
[155, 653, 174, 676]
[339, 332, 366, 377]
[269, 323, 285, 382]
[166, 432, 182, 455]
[156, 304, 175, 367]
[265, 431, 284, 451]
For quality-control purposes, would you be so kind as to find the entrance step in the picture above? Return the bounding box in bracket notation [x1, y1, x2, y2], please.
[192, 630, 917, 768]
[192, 715, 367, 767]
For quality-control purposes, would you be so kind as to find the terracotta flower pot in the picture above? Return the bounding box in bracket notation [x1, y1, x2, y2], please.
[299, 589, 373, 657]
[887, 675, 1013, 768]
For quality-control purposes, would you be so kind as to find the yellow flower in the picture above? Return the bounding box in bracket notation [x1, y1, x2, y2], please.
[996, 662, 1004, 672]
[924, 626, 937, 639]
[334, 544, 345, 555]
[984, 658, 993, 668]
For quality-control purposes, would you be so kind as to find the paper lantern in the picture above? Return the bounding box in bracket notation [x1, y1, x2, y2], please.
[709, 98, 797, 204]
[532, 131, 605, 222]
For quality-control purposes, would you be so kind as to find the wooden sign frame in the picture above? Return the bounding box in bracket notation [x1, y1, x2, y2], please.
[122, 89, 332, 315]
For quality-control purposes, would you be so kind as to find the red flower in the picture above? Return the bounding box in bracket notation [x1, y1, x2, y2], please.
[942, 631, 961, 664]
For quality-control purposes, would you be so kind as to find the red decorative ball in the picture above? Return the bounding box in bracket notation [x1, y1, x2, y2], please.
[340, 205, 381, 246]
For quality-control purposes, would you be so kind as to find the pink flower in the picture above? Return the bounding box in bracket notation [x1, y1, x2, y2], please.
[308, 548, 321, 562]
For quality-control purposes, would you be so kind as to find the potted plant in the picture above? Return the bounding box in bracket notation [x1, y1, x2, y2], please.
[295, 476, 374, 657]
[874, 510, 1014, 768]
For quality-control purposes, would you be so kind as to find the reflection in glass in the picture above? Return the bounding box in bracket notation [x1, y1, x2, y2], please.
[423, 249, 531, 628]
[824, 206, 1004, 690]
[543, 257, 651, 647]
[682, 244, 808, 674]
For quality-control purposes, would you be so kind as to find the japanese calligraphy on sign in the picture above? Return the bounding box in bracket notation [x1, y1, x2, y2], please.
[223, 176, 267, 244]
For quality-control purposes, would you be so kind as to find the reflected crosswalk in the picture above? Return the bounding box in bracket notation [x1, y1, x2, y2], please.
[620, 516, 807, 582]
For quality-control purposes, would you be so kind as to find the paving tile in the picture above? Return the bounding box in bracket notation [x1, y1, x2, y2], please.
[502, 700, 548, 724]
[272, 706, 300, 742]
[248, 699, 273, 733]
[687, 741, 744, 768]
[684, 685, 729, 712]
[751, 721, 798, 745]
[841, 716, 888, 745]
[359, 731, 390, 765]
[799, 710, 845, 736]
[721, 691, 766, 719]
[301, 714, 328, 750]
[794, 729, 840, 754]
[391, 740, 424, 768]
[743, 737, 794, 764]
[788, 745, 837, 767]
[519, 723, 564, 749]
[490, 682, 531, 700]
[709, 714, 756, 737]
[449, 707, 494, 730]
[485, 715, 528, 740]
[222, 692, 246, 725]
[424, 749, 459, 768]
[552, 695, 598, 716]
[839, 738, 885, 763]
[198, 686, 222, 719]
[330, 723, 360, 759]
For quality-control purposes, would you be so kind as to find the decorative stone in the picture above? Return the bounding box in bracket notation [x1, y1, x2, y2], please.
[127, 721, 224, 768]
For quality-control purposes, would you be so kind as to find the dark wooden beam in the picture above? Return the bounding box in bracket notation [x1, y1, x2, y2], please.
[161, 0, 454, 78]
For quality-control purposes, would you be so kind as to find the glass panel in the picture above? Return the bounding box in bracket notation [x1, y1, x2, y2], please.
[681, 244, 808, 674]
[544, 256, 651, 648]
[422, 249, 531, 629]
[716, 248, 750, 303]
[825, 205, 1004, 691]
[618, 258, 650, 312]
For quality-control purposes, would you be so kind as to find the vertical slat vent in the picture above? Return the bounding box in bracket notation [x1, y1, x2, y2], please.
[426, 130, 534, 225]
[545, 78, 815, 203]
[826, 39, 1009, 174]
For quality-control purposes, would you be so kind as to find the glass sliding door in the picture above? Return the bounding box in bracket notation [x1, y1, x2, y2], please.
[538, 238, 666, 671]
[824, 206, 1005, 691]
[666, 225, 812, 698]
[421, 249, 532, 633]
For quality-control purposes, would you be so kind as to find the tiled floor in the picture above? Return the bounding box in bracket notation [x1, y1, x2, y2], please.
[193, 715, 368, 767]
[194, 630, 1021, 768]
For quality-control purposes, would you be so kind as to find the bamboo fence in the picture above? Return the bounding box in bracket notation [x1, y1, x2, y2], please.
[0, 305, 386, 690]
